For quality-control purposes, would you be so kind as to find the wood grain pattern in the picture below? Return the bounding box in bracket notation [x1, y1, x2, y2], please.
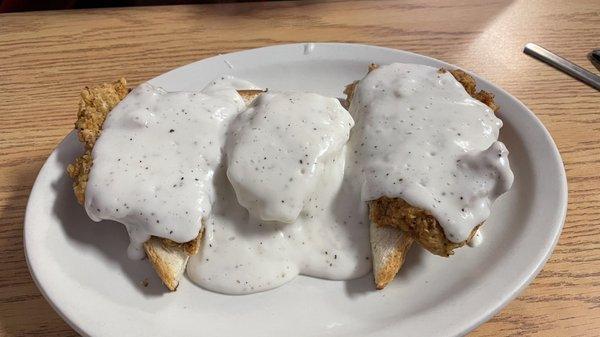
[0, 0, 599, 335]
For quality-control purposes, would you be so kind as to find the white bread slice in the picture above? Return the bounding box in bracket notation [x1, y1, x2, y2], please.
[370, 222, 413, 290]
[144, 237, 192, 291]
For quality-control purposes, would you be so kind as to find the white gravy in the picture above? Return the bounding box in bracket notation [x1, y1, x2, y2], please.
[187, 91, 370, 294]
[226, 92, 354, 223]
[84, 77, 252, 259]
[85, 63, 513, 295]
[348, 63, 514, 243]
[187, 146, 371, 294]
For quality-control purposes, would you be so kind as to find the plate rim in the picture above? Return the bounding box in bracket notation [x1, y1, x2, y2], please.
[24, 42, 568, 337]
[24, 131, 91, 336]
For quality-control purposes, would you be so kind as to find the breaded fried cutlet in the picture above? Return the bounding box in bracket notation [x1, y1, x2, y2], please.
[67, 78, 201, 255]
[346, 65, 499, 258]
[67, 79, 200, 290]
[67, 80, 263, 290]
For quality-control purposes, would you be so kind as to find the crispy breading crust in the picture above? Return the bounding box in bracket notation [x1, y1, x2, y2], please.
[75, 78, 130, 149]
[347, 65, 499, 257]
[448, 69, 499, 112]
[67, 151, 92, 205]
[370, 197, 481, 256]
[67, 79, 129, 204]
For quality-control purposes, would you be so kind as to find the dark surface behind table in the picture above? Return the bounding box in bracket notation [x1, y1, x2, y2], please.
[0, 0, 272, 13]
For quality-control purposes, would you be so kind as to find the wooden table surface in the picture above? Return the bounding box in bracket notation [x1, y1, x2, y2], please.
[1, 0, 599, 335]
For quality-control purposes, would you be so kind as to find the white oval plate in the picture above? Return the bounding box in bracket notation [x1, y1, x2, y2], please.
[25, 43, 567, 337]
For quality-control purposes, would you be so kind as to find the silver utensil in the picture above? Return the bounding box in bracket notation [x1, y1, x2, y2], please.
[589, 49, 600, 73]
[523, 43, 600, 91]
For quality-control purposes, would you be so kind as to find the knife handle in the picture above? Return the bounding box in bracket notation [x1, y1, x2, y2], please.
[524, 43, 600, 91]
